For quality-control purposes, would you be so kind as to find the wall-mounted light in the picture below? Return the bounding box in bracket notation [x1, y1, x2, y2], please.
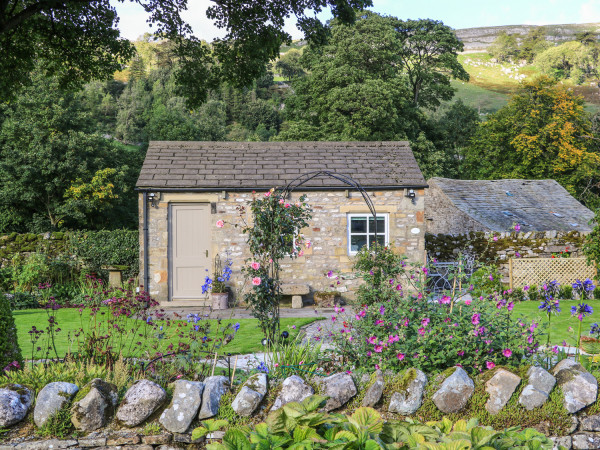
[405, 189, 416, 205]
[147, 192, 160, 208]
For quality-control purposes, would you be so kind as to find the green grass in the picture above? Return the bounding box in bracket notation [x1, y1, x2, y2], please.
[13, 308, 316, 358]
[450, 80, 508, 114]
[512, 299, 600, 347]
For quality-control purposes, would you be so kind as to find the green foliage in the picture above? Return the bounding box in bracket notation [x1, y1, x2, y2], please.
[266, 331, 322, 378]
[584, 208, 600, 281]
[536, 41, 599, 82]
[68, 230, 139, 279]
[275, 49, 306, 81]
[241, 191, 312, 341]
[468, 265, 504, 299]
[36, 402, 73, 438]
[353, 245, 407, 306]
[488, 31, 520, 62]
[204, 397, 554, 450]
[463, 76, 600, 206]
[0, 293, 23, 372]
[559, 284, 574, 300]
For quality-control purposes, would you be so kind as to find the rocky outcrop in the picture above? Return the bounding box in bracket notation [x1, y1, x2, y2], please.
[159, 380, 204, 433]
[552, 360, 598, 413]
[320, 373, 357, 412]
[271, 375, 314, 411]
[231, 373, 268, 417]
[432, 367, 474, 414]
[71, 379, 118, 432]
[116, 380, 167, 427]
[485, 369, 520, 415]
[518, 366, 556, 410]
[33, 382, 79, 427]
[198, 376, 229, 419]
[388, 369, 427, 415]
[0, 385, 33, 427]
[361, 370, 384, 407]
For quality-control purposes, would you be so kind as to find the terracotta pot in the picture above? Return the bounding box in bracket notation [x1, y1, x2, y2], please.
[211, 292, 229, 310]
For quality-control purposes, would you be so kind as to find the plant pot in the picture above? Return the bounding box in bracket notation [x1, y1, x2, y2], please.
[211, 292, 229, 310]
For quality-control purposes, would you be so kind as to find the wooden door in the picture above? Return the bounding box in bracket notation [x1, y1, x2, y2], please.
[170, 203, 211, 300]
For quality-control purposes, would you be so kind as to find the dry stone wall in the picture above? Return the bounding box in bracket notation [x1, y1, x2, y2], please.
[141, 189, 426, 304]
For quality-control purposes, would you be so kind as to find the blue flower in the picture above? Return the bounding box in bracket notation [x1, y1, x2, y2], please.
[591, 323, 600, 336]
[538, 298, 560, 314]
[257, 361, 269, 374]
[233, 322, 240, 332]
[571, 303, 593, 321]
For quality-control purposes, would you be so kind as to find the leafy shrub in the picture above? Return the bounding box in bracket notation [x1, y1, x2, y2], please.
[559, 284, 573, 300]
[594, 286, 600, 300]
[68, 229, 139, 279]
[200, 397, 554, 450]
[36, 402, 73, 438]
[0, 293, 23, 372]
[468, 264, 503, 298]
[353, 245, 406, 306]
[527, 285, 539, 301]
[7, 292, 39, 310]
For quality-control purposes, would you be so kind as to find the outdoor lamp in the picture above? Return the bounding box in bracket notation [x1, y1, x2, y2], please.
[261, 338, 269, 346]
[281, 331, 289, 339]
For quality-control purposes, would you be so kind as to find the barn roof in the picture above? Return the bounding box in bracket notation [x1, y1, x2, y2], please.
[136, 141, 427, 190]
[428, 177, 595, 232]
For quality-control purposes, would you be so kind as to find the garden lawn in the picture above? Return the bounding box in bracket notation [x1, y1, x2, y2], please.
[13, 308, 316, 359]
[512, 299, 600, 347]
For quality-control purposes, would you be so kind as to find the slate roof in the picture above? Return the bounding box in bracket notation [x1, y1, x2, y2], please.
[136, 141, 427, 190]
[429, 177, 595, 232]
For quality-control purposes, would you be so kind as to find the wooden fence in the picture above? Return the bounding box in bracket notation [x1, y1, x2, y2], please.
[509, 257, 596, 289]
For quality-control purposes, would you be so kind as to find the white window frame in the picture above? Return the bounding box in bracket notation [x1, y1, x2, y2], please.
[347, 213, 389, 255]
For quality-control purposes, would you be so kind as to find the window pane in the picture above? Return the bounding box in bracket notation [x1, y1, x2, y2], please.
[351, 235, 367, 252]
[351, 217, 367, 233]
[368, 234, 385, 247]
[368, 217, 386, 234]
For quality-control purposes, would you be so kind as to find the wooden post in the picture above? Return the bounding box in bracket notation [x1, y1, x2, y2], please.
[211, 351, 218, 377]
[230, 355, 238, 385]
[509, 258, 514, 290]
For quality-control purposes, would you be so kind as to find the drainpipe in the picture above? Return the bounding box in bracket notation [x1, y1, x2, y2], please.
[142, 192, 150, 293]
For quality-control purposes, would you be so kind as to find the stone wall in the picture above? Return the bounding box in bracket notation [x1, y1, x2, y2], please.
[140, 189, 426, 304]
[0, 360, 598, 449]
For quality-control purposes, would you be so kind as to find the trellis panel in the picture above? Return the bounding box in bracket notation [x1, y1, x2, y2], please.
[509, 257, 596, 289]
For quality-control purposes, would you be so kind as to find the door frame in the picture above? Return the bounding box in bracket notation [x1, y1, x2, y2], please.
[168, 202, 211, 302]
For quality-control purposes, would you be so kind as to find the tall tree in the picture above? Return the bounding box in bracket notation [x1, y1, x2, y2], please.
[0, 0, 373, 104]
[394, 19, 469, 108]
[276, 49, 305, 81]
[463, 76, 600, 204]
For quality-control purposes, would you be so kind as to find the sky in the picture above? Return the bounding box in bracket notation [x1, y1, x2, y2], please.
[114, 0, 600, 42]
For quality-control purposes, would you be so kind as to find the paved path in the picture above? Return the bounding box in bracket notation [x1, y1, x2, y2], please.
[160, 306, 349, 319]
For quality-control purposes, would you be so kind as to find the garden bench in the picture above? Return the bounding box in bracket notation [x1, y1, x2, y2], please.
[281, 284, 310, 308]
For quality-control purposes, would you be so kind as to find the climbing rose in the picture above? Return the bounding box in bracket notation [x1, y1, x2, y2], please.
[251, 262, 260, 270]
[284, 203, 291, 208]
[216, 220, 224, 228]
[252, 277, 261, 286]
[264, 191, 271, 197]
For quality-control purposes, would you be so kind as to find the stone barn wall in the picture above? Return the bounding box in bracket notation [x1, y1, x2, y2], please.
[140, 188, 426, 304]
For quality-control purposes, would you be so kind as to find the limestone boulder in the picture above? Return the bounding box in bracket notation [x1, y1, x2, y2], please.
[321, 373, 357, 412]
[518, 366, 556, 410]
[361, 370, 384, 407]
[34, 382, 79, 427]
[572, 432, 600, 449]
[159, 380, 204, 433]
[388, 369, 427, 415]
[485, 369, 520, 415]
[116, 379, 167, 427]
[581, 414, 600, 432]
[271, 375, 315, 411]
[552, 359, 598, 413]
[198, 376, 229, 419]
[71, 379, 118, 432]
[231, 373, 267, 417]
[432, 367, 474, 414]
[0, 384, 33, 427]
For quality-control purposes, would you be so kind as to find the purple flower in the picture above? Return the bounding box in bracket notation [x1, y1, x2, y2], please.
[539, 298, 561, 314]
[379, 305, 385, 315]
[571, 303, 593, 321]
[471, 313, 480, 325]
[514, 223, 521, 231]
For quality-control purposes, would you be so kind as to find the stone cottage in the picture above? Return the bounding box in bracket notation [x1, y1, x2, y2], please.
[426, 177, 594, 235]
[136, 141, 428, 306]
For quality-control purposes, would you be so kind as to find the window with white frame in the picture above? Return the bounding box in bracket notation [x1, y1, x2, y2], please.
[347, 213, 388, 254]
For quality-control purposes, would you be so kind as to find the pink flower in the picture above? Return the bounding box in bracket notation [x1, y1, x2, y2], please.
[216, 220, 224, 228]
[284, 203, 291, 208]
[486, 361, 495, 370]
[418, 327, 425, 336]
[279, 198, 284, 204]
[507, 302, 514, 311]
[439, 295, 451, 305]
[375, 364, 380, 370]
[275, 363, 279, 368]
[417, 292, 423, 300]
[514, 223, 521, 231]
[374, 345, 383, 353]
[251, 261, 260, 270]
[264, 191, 271, 197]
[489, 275, 494, 281]
[502, 348, 512, 357]
[305, 241, 311, 249]
[457, 350, 465, 356]
[465, 299, 472, 306]
[298, 250, 304, 257]
[375, 320, 384, 326]
[269, 258, 273, 263]
[252, 277, 261, 286]
[524, 285, 530, 291]
[367, 351, 372, 357]
[471, 313, 480, 325]
[299, 361, 304, 365]
[291, 325, 296, 330]
[367, 336, 377, 344]
[421, 317, 430, 327]
[493, 236, 498, 241]
[552, 345, 559, 354]
[396, 284, 402, 291]
[397, 353, 405, 361]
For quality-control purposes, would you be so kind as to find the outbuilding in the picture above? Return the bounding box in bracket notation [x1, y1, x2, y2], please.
[136, 141, 428, 306]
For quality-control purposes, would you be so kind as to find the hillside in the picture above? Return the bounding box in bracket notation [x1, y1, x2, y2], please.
[456, 22, 600, 51]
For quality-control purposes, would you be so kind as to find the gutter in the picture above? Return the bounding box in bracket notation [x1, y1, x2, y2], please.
[135, 184, 429, 193]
